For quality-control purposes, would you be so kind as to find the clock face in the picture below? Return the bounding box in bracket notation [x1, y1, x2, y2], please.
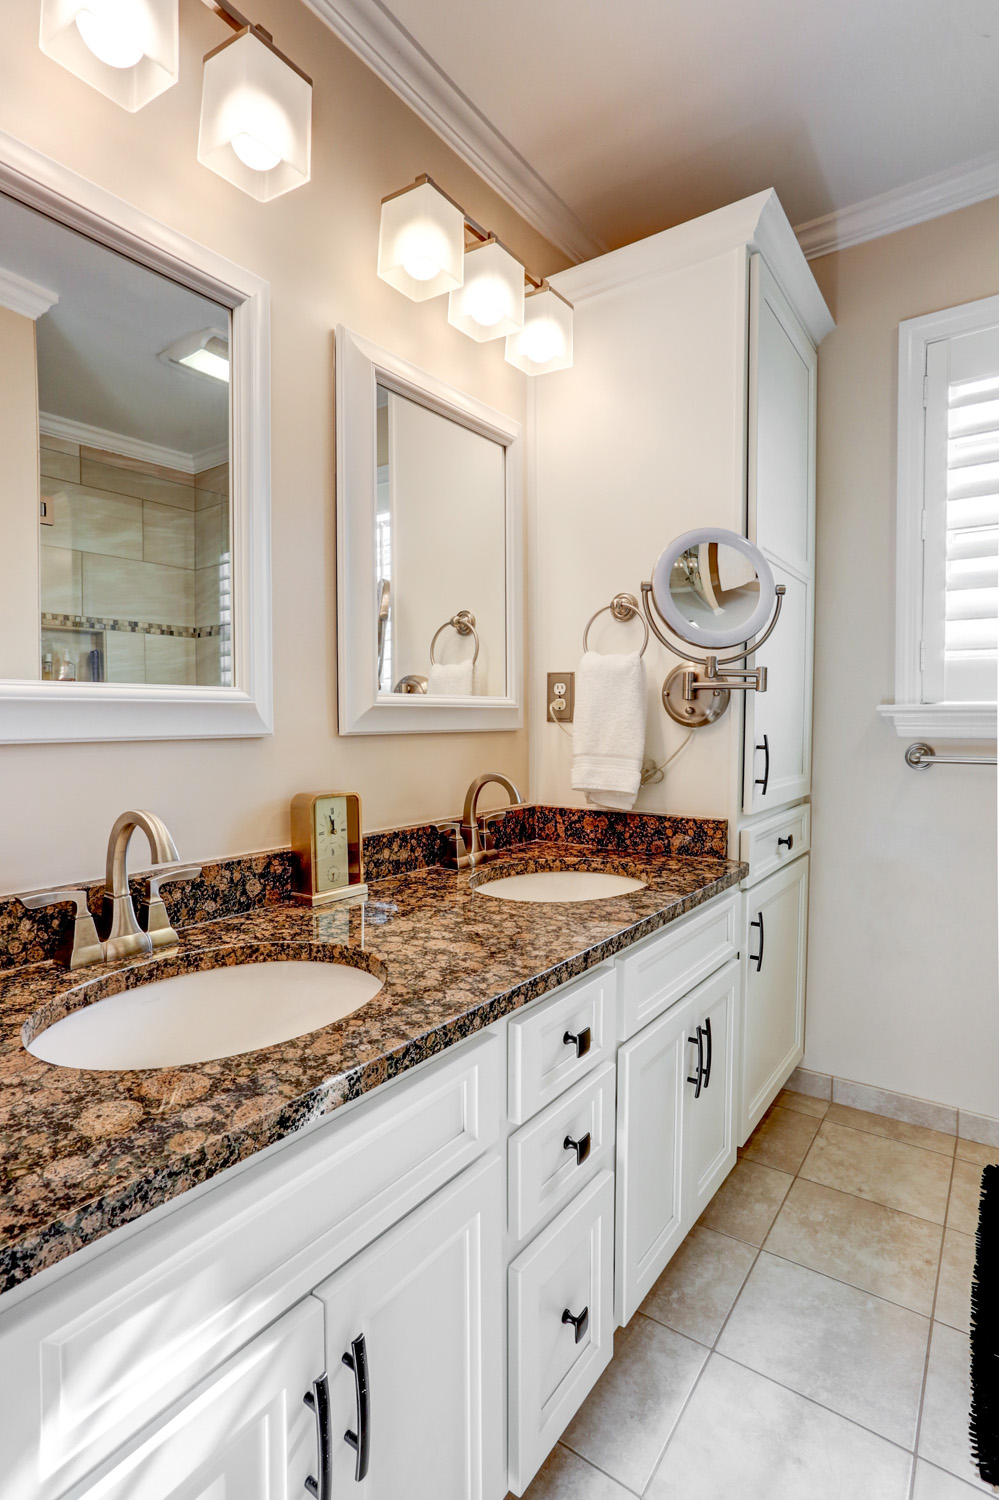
[314, 794, 350, 893]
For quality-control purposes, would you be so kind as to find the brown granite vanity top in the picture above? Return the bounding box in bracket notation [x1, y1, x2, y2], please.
[0, 838, 745, 1294]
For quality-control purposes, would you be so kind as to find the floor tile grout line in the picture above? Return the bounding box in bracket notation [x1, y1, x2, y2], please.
[756, 1240, 942, 1320]
[554, 1440, 642, 1497]
[905, 1149, 959, 1500]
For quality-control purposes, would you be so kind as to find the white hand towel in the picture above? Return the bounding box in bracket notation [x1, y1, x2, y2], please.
[428, 660, 475, 696]
[571, 650, 647, 810]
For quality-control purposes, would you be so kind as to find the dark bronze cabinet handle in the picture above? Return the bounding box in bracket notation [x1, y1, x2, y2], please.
[778, 834, 793, 851]
[750, 912, 765, 972]
[563, 1026, 591, 1059]
[701, 1015, 713, 1090]
[341, 1334, 370, 1482]
[304, 1373, 332, 1500]
[686, 1026, 704, 1098]
[562, 1305, 589, 1344]
[755, 734, 770, 796]
[564, 1131, 591, 1166]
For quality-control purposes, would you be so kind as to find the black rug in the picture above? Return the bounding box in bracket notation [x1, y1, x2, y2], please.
[971, 1162, 999, 1485]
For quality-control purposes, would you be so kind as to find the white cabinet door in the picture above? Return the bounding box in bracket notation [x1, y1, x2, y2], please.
[313, 1152, 504, 1500]
[743, 563, 813, 813]
[748, 254, 816, 577]
[739, 856, 809, 1142]
[682, 962, 739, 1224]
[614, 996, 690, 1325]
[508, 1172, 615, 1495]
[77, 1298, 325, 1500]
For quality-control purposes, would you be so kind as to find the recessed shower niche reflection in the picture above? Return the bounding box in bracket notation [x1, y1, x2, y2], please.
[375, 384, 507, 697]
[0, 188, 231, 688]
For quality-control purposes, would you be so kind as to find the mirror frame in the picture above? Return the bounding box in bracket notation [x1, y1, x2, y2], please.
[335, 325, 523, 734]
[0, 128, 272, 743]
[650, 527, 776, 651]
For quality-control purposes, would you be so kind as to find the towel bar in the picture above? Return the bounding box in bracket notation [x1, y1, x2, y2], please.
[905, 742, 997, 769]
[430, 610, 480, 665]
[582, 592, 649, 656]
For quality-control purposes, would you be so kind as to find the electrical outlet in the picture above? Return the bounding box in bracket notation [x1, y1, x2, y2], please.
[547, 671, 574, 723]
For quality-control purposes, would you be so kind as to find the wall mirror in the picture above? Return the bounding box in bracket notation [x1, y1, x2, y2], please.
[0, 129, 271, 742]
[336, 326, 522, 733]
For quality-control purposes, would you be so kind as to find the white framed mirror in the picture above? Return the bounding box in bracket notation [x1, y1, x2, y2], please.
[650, 527, 776, 650]
[0, 128, 272, 743]
[336, 325, 523, 734]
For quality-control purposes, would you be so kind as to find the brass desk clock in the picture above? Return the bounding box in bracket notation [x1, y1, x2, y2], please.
[290, 792, 367, 906]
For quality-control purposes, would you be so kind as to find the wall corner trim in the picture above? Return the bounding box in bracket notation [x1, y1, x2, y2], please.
[0, 265, 58, 320]
[301, 0, 606, 265]
[794, 152, 999, 261]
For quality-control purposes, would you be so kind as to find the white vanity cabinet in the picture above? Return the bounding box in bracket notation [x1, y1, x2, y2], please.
[739, 848, 809, 1141]
[614, 957, 739, 1325]
[313, 1153, 504, 1500]
[74, 1299, 325, 1500]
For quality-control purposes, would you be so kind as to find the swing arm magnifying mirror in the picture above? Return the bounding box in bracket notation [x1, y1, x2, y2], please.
[640, 527, 785, 727]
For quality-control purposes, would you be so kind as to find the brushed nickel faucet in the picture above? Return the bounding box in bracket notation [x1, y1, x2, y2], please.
[17, 810, 201, 968]
[438, 773, 525, 869]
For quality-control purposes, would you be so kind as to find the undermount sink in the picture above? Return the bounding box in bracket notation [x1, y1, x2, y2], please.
[474, 870, 647, 903]
[26, 947, 385, 1071]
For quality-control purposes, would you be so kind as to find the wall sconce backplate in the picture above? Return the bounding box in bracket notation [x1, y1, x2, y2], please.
[662, 666, 730, 726]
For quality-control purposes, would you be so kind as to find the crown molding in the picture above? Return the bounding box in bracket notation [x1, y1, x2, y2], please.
[0, 265, 58, 320]
[551, 189, 834, 346]
[795, 153, 999, 260]
[39, 412, 229, 477]
[302, 0, 606, 264]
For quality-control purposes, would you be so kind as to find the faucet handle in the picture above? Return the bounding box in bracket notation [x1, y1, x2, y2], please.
[140, 864, 202, 950]
[435, 820, 469, 869]
[17, 888, 106, 970]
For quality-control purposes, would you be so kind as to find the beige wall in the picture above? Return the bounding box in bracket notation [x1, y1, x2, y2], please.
[0, 0, 566, 893]
[0, 305, 40, 680]
[805, 199, 999, 1117]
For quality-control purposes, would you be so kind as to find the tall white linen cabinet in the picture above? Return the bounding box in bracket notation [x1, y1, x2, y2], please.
[531, 190, 834, 1144]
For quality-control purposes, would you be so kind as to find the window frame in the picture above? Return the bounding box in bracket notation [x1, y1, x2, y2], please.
[878, 294, 999, 741]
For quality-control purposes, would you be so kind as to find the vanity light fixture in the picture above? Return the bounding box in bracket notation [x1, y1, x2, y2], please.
[377, 176, 466, 301]
[159, 327, 230, 383]
[447, 235, 525, 343]
[378, 175, 573, 371]
[39, 0, 180, 111]
[505, 283, 574, 375]
[198, 11, 313, 201]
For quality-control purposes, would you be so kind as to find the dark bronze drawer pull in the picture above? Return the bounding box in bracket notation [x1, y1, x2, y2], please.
[564, 1131, 591, 1166]
[562, 1305, 589, 1344]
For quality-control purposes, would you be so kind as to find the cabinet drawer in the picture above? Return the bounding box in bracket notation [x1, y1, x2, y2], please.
[508, 1172, 615, 1496]
[739, 803, 810, 886]
[616, 893, 739, 1040]
[508, 965, 614, 1124]
[508, 1062, 616, 1242]
[0, 1033, 502, 1500]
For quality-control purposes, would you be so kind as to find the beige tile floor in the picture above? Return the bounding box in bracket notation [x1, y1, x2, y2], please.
[516, 1090, 998, 1500]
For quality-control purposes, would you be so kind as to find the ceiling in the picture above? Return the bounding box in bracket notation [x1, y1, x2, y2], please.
[313, 0, 999, 256]
[0, 190, 229, 463]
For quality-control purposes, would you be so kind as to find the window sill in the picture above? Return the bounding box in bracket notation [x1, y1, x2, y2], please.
[877, 702, 997, 740]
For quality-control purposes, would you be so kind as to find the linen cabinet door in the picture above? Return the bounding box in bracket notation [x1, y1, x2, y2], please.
[682, 961, 739, 1223]
[743, 563, 813, 814]
[740, 856, 809, 1143]
[77, 1298, 325, 1500]
[614, 996, 690, 1326]
[313, 1153, 504, 1500]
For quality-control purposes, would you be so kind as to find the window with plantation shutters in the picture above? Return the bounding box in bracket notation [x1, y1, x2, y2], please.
[881, 295, 999, 741]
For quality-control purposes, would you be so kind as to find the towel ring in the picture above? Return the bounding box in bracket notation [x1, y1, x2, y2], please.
[582, 593, 649, 657]
[430, 610, 480, 666]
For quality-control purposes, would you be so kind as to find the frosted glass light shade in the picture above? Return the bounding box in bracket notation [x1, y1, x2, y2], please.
[505, 286, 573, 374]
[39, 0, 178, 111]
[448, 238, 524, 342]
[198, 29, 312, 203]
[378, 181, 465, 302]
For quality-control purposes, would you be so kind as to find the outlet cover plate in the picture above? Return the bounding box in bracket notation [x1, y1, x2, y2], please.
[547, 671, 574, 723]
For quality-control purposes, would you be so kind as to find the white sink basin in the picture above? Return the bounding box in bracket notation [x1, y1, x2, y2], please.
[475, 870, 647, 903]
[28, 959, 384, 1071]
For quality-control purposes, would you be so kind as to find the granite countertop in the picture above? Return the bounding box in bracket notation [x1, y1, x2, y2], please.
[0, 841, 745, 1294]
